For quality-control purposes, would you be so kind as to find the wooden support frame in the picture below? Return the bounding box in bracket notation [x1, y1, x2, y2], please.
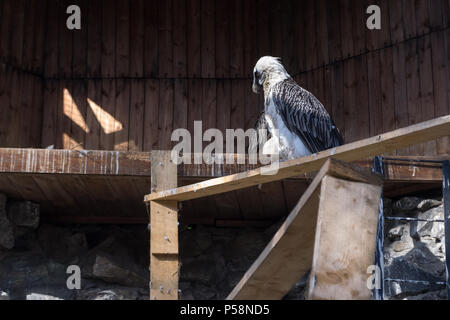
[145, 115, 450, 202]
[150, 150, 179, 300]
[227, 159, 382, 300]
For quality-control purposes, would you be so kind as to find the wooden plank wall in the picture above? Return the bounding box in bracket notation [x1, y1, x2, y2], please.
[7, 0, 450, 157]
[0, 0, 46, 148]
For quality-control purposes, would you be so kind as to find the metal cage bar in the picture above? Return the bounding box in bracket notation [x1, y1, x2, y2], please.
[372, 155, 385, 300]
[442, 160, 450, 299]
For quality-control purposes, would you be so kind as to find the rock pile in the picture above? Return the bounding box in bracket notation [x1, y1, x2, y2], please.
[0, 191, 447, 300]
[383, 196, 446, 300]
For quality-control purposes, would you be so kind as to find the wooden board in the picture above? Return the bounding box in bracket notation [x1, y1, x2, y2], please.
[0, 148, 152, 176]
[145, 115, 450, 202]
[227, 159, 382, 300]
[0, 147, 447, 226]
[150, 150, 178, 300]
[307, 175, 381, 300]
[0, 148, 448, 183]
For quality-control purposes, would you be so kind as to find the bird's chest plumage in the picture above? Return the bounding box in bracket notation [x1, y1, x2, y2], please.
[264, 93, 311, 160]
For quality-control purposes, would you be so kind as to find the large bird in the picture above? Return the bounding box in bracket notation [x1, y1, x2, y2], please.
[251, 56, 343, 160]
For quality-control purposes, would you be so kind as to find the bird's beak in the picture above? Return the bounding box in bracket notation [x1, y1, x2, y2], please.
[252, 77, 262, 94]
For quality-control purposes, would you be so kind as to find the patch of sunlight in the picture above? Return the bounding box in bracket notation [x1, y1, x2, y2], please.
[87, 98, 123, 134]
[63, 133, 83, 150]
[64, 88, 90, 134]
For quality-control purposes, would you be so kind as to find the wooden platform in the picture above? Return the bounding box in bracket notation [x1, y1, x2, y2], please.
[227, 159, 382, 300]
[0, 147, 446, 225]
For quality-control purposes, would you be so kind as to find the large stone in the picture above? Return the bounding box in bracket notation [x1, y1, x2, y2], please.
[384, 240, 445, 299]
[0, 193, 14, 250]
[192, 283, 216, 300]
[385, 224, 414, 255]
[77, 286, 147, 300]
[0, 291, 9, 300]
[180, 257, 218, 284]
[383, 195, 447, 300]
[13, 227, 40, 251]
[411, 206, 444, 240]
[38, 224, 88, 264]
[26, 293, 63, 300]
[393, 197, 423, 213]
[417, 199, 442, 212]
[91, 254, 147, 288]
[7, 201, 40, 229]
[82, 236, 148, 288]
[405, 289, 446, 300]
[0, 251, 49, 299]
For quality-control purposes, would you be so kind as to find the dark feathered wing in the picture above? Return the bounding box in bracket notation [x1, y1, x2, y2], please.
[271, 79, 344, 153]
[249, 111, 272, 153]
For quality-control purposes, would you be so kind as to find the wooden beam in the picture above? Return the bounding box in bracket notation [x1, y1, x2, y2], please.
[0, 148, 152, 176]
[307, 175, 381, 300]
[145, 115, 450, 202]
[226, 159, 382, 300]
[0, 148, 446, 183]
[150, 150, 179, 300]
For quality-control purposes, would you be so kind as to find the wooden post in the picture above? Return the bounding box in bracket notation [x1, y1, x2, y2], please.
[307, 174, 381, 300]
[150, 150, 178, 300]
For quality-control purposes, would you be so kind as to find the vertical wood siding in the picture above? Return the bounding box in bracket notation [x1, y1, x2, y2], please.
[0, 0, 449, 156]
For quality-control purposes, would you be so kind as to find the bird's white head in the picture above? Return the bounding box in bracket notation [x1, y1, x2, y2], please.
[252, 56, 291, 94]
